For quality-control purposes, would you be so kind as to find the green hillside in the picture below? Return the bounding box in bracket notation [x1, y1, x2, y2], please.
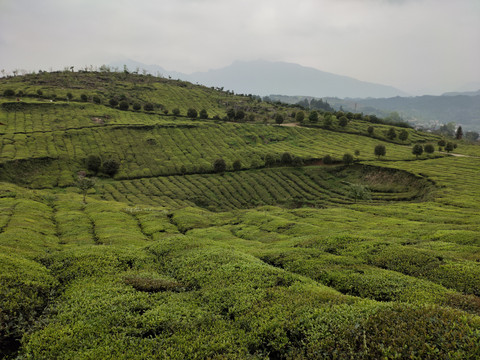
[1, 71, 479, 359]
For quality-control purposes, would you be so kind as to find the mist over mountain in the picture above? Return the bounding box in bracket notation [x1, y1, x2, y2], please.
[110, 59, 409, 99]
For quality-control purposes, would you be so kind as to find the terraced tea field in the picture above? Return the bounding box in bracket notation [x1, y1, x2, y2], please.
[1, 72, 479, 359]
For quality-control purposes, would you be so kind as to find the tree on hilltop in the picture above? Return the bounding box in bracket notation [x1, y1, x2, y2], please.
[455, 126, 463, 140]
[295, 111, 305, 123]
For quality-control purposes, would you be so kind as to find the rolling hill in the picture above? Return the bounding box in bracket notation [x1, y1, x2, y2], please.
[0, 70, 479, 359]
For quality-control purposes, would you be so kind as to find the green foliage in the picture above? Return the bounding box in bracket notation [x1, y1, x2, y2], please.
[199, 109, 208, 119]
[86, 155, 101, 174]
[109, 98, 118, 107]
[132, 103, 141, 111]
[387, 127, 397, 139]
[399, 129, 409, 141]
[119, 101, 129, 111]
[412, 144, 424, 158]
[424, 143, 435, 154]
[172, 108, 180, 116]
[232, 159, 242, 171]
[295, 111, 305, 123]
[213, 158, 226, 173]
[275, 113, 284, 124]
[338, 116, 348, 127]
[102, 159, 120, 177]
[367, 126, 374, 136]
[264, 153, 276, 167]
[374, 144, 386, 158]
[144, 103, 154, 112]
[281, 152, 292, 165]
[308, 111, 318, 123]
[343, 153, 354, 165]
[445, 142, 454, 152]
[323, 154, 333, 164]
[187, 108, 198, 119]
[76, 175, 95, 203]
[3, 89, 15, 97]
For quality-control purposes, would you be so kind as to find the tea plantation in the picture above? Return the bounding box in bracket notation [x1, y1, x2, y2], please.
[0, 71, 479, 359]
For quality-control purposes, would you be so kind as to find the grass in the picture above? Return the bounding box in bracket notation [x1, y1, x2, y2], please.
[0, 70, 479, 359]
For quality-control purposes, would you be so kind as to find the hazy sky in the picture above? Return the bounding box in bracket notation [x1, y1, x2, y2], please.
[0, 0, 479, 95]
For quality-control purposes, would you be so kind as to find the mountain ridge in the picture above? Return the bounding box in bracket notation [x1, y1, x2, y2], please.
[110, 59, 409, 99]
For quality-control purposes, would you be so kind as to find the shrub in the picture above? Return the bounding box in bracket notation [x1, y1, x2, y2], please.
[124, 276, 184, 292]
[374, 144, 386, 158]
[36, 89, 43, 96]
[172, 108, 180, 116]
[144, 103, 154, 112]
[213, 158, 226, 173]
[132, 103, 141, 111]
[227, 108, 236, 120]
[86, 155, 101, 174]
[367, 126, 374, 136]
[187, 108, 198, 119]
[119, 101, 129, 111]
[92, 96, 101, 104]
[102, 159, 120, 177]
[281, 152, 292, 165]
[109, 98, 119, 107]
[235, 109, 245, 121]
[292, 156, 303, 167]
[445, 142, 454, 152]
[338, 116, 348, 127]
[80, 94, 88, 102]
[275, 114, 284, 125]
[264, 154, 276, 167]
[3, 89, 15, 97]
[232, 159, 242, 171]
[323, 155, 333, 164]
[66, 92, 73, 100]
[199, 109, 208, 119]
[343, 153, 354, 165]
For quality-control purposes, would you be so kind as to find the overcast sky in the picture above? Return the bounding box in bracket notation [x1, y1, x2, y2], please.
[0, 0, 479, 95]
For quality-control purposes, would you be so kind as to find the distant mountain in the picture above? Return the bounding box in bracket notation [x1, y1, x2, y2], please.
[442, 89, 480, 97]
[324, 95, 480, 131]
[110, 59, 408, 99]
[185, 60, 408, 98]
